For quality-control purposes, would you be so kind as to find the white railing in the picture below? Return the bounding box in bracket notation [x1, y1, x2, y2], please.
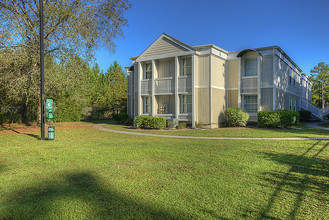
[323, 105, 329, 117]
[300, 99, 323, 121]
[155, 78, 174, 94]
[241, 77, 258, 94]
[141, 80, 152, 95]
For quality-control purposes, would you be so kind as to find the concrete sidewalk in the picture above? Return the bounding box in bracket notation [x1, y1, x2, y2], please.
[94, 124, 329, 141]
[305, 121, 329, 130]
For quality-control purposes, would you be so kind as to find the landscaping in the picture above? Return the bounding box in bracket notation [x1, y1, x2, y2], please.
[0, 121, 328, 219]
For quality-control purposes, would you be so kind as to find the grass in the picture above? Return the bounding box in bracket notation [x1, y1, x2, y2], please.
[0, 122, 328, 219]
[104, 122, 329, 138]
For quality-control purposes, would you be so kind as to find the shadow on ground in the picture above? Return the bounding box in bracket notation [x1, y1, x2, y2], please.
[253, 141, 329, 218]
[1, 171, 188, 219]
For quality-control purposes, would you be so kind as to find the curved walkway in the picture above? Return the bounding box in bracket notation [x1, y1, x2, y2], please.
[93, 124, 329, 141]
[305, 121, 329, 130]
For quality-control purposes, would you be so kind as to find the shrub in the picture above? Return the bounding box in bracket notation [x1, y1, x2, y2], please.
[225, 108, 249, 127]
[134, 116, 166, 129]
[299, 110, 312, 122]
[112, 112, 129, 122]
[177, 122, 187, 129]
[258, 110, 299, 128]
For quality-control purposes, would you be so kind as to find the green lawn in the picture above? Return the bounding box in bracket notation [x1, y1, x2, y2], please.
[0, 123, 328, 219]
[104, 123, 329, 138]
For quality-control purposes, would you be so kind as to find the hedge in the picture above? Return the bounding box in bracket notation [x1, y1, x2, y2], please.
[258, 110, 299, 128]
[299, 110, 312, 122]
[225, 108, 249, 127]
[112, 112, 129, 122]
[134, 116, 166, 129]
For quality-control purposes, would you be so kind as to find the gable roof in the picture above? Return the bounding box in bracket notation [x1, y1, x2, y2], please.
[134, 33, 196, 61]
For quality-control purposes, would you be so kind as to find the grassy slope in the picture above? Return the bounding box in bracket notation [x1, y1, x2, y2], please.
[0, 125, 328, 219]
[104, 123, 329, 138]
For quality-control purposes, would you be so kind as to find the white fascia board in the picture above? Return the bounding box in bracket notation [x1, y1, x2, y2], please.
[258, 49, 273, 56]
[197, 48, 227, 60]
[137, 51, 196, 62]
[275, 49, 301, 76]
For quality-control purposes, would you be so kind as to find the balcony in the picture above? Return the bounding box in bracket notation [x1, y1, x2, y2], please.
[141, 80, 151, 95]
[241, 77, 258, 94]
[155, 77, 174, 94]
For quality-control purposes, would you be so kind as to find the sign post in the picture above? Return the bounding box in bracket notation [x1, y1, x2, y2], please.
[46, 99, 55, 140]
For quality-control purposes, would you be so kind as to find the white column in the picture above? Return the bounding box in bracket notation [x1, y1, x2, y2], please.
[138, 62, 142, 115]
[238, 58, 241, 108]
[272, 49, 277, 110]
[175, 56, 179, 119]
[257, 56, 261, 112]
[192, 55, 196, 129]
[151, 60, 155, 116]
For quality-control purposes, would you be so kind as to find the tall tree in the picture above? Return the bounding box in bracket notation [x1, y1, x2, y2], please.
[0, 0, 130, 124]
[310, 62, 329, 109]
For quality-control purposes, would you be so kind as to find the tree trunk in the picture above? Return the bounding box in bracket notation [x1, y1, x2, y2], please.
[322, 83, 325, 109]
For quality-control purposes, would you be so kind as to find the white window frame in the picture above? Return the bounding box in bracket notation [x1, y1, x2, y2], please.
[182, 57, 192, 76]
[243, 95, 258, 113]
[180, 94, 192, 114]
[144, 63, 152, 79]
[244, 58, 258, 77]
[143, 96, 152, 114]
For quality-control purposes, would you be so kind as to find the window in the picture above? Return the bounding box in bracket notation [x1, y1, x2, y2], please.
[293, 98, 296, 111]
[143, 96, 152, 114]
[243, 95, 257, 113]
[244, 58, 258, 76]
[144, 63, 152, 79]
[289, 97, 292, 110]
[289, 69, 292, 85]
[180, 95, 192, 113]
[182, 58, 192, 76]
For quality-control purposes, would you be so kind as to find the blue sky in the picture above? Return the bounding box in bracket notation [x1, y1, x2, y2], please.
[95, 0, 329, 76]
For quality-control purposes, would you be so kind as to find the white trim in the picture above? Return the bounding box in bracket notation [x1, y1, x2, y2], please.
[260, 85, 274, 89]
[154, 92, 175, 95]
[274, 49, 301, 75]
[178, 75, 192, 79]
[178, 92, 191, 95]
[138, 62, 142, 115]
[175, 56, 179, 119]
[257, 56, 261, 112]
[273, 49, 276, 110]
[137, 51, 196, 62]
[275, 86, 301, 97]
[241, 75, 258, 79]
[151, 60, 155, 116]
[209, 54, 213, 124]
[226, 88, 238, 90]
[154, 77, 174, 81]
[195, 85, 209, 89]
[238, 58, 241, 108]
[192, 55, 196, 128]
[141, 79, 151, 82]
[213, 85, 225, 90]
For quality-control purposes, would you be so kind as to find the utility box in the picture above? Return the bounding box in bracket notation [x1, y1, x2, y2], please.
[48, 126, 55, 140]
[167, 118, 178, 129]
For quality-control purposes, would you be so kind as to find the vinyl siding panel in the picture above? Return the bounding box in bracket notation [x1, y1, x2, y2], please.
[196, 55, 210, 86]
[226, 90, 239, 108]
[261, 88, 273, 111]
[156, 95, 175, 114]
[261, 55, 273, 86]
[196, 88, 210, 124]
[140, 38, 188, 59]
[211, 55, 225, 88]
[158, 59, 175, 78]
[212, 88, 226, 126]
[225, 59, 239, 89]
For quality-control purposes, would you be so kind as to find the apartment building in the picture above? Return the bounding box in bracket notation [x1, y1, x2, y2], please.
[126, 33, 313, 128]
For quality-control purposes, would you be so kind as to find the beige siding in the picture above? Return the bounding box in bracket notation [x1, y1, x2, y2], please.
[134, 92, 138, 115]
[195, 88, 209, 124]
[196, 55, 210, 86]
[226, 90, 239, 108]
[225, 59, 239, 89]
[140, 37, 187, 59]
[261, 55, 273, 86]
[211, 55, 225, 88]
[212, 88, 226, 127]
[158, 59, 175, 78]
[155, 95, 175, 114]
[261, 88, 273, 111]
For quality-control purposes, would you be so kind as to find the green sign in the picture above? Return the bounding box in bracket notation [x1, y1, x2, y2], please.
[46, 99, 53, 109]
[47, 110, 54, 119]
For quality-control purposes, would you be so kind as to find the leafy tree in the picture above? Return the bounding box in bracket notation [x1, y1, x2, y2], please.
[310, 62, 329, 109]
[0, 0, 130, 124]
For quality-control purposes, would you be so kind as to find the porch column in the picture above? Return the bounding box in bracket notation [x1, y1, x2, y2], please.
[138, 62, 142, 115]
[151, 60, 155, 116]
[175, 56, 179, 119]
[192, 55, 196, 128]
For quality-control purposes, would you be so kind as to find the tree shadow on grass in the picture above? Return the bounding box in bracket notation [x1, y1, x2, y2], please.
[2, 171, 188, 219]
[256, 141, 329, 219]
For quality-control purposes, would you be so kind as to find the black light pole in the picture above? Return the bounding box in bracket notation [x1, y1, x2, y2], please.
[40, 0, 45, 140]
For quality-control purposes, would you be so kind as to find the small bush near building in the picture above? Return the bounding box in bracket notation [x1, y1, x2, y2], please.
[112, 112, 129, 122]
[299, 110, 312, 122]
[258, 110, 299, 128]
[225, 108, 249, 127]
[134, 116, 166, 129]
[177, 122, 187, 129]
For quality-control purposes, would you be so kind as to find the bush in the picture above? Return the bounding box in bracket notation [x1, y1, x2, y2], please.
[177, 122, 187, 129]
[112, 112, 129, 122]
[258, 110, 299, 128]
[225, 108, 249, 127]
[134, 116, 166, 129]
[299, 110, 312, 122]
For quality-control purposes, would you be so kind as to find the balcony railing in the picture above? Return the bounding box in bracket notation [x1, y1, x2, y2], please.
[178, 76, 192, 93]
[141, 80, 151, 95]
[155, 77, 174, 94]
[241, 77, 258, 93]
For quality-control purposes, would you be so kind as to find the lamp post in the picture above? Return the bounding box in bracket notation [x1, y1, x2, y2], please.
[40, 0, 45, 140]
